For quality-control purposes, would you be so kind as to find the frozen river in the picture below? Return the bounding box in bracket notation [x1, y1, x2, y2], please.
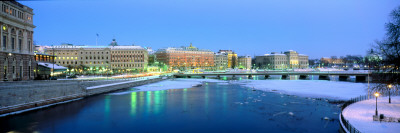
[0, 78, 362, 133]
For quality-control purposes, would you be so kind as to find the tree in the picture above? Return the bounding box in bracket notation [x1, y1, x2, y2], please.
[370, 6, 400, 103]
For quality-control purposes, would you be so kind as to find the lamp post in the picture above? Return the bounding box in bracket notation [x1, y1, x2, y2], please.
[388, 84, 392, 103]
[374, 92, 380, 116]
[52, 45, 55, 79]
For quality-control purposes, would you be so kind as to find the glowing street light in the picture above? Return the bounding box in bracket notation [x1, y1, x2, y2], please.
[374, 92, 380, 116]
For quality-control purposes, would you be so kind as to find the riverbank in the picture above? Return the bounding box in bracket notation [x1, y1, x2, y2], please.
[342, 96, 400, 133]
[0, 80, 341, 133]
[0, 76, 167, 116]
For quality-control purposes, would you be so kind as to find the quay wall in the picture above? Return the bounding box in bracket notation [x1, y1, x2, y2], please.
[0, 77, 166, 115]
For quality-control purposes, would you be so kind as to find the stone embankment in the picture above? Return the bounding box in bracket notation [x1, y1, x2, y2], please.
[0, 76, 166, 115]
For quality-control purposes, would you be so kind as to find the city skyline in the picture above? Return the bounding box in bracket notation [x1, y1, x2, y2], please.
[20, 0, 400, 58]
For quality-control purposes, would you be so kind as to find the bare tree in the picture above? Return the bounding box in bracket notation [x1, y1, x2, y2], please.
[370, 6, 400, 103]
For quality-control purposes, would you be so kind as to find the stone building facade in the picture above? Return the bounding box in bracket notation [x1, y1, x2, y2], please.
[110, 46, 148, 72]
[46, 45, 111, 71]
[156, 43, 214, 70]
[255, 50, 309, 70]
[217, 50, 237, 69]
[0, 1, 35, 81]
[214, 53, 228, 70]
[45, 44, 148, 73]
[238, 56, 252, 70]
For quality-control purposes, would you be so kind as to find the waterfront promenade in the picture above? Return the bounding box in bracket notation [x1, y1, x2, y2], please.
[342, 96, 400, 133]
[0, 76, 167, 115]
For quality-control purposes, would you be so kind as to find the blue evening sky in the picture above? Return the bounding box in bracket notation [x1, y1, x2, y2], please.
[20, 0, 400, 59]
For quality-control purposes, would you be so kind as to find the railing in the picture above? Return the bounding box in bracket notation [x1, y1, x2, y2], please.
[340, 91, 400, 133]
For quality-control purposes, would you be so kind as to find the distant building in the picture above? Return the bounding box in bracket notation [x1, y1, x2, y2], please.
[255, 50, 309, 69]
[0, 1, 36, 81]
[155, 43, 214, 70]
[214, 53, 228, 70]
[238, 56, 252, 70]
[45, 39, 148, 74]
[320, 57, 344, 66]
[218, 50, 238, 69]
[109, 45, 148, 73]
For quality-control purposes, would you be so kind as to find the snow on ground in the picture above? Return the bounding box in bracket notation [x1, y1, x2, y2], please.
[109, 78, 227, 95]
[342, 96, 400, 133]
[231, 79, 367, 100]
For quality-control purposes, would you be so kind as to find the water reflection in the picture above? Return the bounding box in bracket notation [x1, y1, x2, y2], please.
[146, 91, 152, 115]
[104, 95, 111, 115]
[130, 92, 136, 116]
[0, 82, 341, 133]
[183, 88, 188, 112]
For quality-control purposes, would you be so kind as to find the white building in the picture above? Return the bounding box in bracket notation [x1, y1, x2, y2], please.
[255, 50, 309, 69]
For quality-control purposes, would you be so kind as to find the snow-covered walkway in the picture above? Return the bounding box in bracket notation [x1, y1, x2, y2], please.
[342, 96, 400, 133]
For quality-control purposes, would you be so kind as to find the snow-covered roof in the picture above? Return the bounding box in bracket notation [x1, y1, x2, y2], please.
[267, 53, 286, 56]
[109, 46, 145, 50]
[38, 62, 67, 70]
[48, 45, 145, 50]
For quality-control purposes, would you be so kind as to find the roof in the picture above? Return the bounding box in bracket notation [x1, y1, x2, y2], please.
[38, 62, 67, 70]
[48, 45, 145, 50]
[109, 46, 144, 50]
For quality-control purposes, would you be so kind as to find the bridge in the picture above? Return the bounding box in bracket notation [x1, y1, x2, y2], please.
[173, 71, 372, 82]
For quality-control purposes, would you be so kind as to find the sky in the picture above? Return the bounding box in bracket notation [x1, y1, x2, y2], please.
[20, 0, 400, 59]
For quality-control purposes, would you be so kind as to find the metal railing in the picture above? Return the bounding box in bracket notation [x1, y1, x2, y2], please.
[340, 91, 400, 133]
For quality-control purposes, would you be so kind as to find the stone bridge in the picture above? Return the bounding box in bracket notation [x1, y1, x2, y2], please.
[173, 71, 372, 82]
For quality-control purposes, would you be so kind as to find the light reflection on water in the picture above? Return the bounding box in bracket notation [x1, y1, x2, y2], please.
[0, 81, 341, 133]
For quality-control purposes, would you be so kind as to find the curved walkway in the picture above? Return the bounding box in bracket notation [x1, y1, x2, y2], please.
[342, 96, 400, 133]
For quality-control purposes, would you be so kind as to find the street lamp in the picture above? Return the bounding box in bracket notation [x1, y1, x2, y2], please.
[51, 45, 55, 78]
[388, 84, 392, 103]
[374, 92, 380, 116]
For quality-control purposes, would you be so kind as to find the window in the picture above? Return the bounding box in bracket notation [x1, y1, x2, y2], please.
[28, 40, 31, 52]
[2, 36, 6, 49]
[11, 37, 15, 51]
[18, 39, 21, 51]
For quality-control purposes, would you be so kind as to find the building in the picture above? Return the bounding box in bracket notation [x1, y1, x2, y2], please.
[46, 45, 111, 74]
[238, 56, 252, 70]
[34, 53, 66, 79]
[214, 53, 228, 70]
[320, 57, 345, 66]
[155, 43, 214, 70]
[218, 50, 238, 69]
[45, 42, 148, 74]
[255, 50, 309, 69]
[0, 1, 35, 81]
[110, 45, 148, 73]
